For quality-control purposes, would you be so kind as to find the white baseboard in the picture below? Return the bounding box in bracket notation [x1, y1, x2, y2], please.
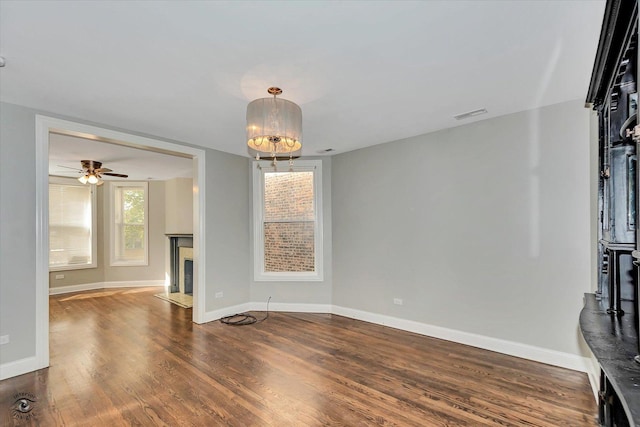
[202, 303, 254, 323]
[261, 302, 333, 313]
[104, 280, 166, 288]
[49, 281, 104, 295]
[49, 280, 166, 295]
[203, 302, 333, 323]
[0, 356, 46, 381]
[331, 305, 590, 372]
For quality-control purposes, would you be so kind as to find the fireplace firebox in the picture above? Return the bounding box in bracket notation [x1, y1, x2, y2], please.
[167, 234, 193, 294]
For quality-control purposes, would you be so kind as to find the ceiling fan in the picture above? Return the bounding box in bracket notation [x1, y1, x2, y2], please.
[57, 160, 129, 185]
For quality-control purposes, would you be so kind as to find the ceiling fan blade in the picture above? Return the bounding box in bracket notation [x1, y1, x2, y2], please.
[50, 171, 82, 175]
[95, 168, 112, 173]
[56, 165, 83, 172]
[102, 173, 128, 178]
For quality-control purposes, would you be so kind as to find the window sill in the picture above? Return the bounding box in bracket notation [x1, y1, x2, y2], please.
[49, 263, 97, 272]
[254, 272, 324, 282]
[110, 260, 148, 267]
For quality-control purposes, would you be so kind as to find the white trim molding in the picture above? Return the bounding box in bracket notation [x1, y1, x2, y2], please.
[49, 280, 166, 295]
[203, 302, 332, 323]
[202, 303, 255, 324]
[192, 153, 206, 324]
[35, 115, 51, 374]
[0, 356, 40, 381]
[252, 160, 324, 282]
[49, 282, 104, 295]
[263, 302, 332, 313]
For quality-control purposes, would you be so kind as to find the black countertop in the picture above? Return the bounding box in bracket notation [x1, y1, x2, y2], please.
[579, 293, 640, 426]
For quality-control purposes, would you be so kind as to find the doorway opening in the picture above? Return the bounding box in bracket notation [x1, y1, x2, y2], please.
[35, 115, 207, 371]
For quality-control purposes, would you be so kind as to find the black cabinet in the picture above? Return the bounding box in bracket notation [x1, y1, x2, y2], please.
[583, 1, 640, 425]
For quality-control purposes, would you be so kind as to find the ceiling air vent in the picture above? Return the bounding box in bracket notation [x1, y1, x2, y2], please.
[454, 108, 488, 120]
[316, 148, 335, 154]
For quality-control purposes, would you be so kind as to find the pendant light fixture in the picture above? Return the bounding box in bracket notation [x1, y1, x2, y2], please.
[246, 87, 302, 167]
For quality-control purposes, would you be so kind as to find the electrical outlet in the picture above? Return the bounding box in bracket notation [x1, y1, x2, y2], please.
[0, 335, 9, 345]
[215, 291, 223, 298]
[393, 298, 403, 306]
[55, 274, 65, 280]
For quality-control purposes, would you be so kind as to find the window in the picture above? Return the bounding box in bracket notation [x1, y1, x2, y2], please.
[49, 177, 97, 270]
[253, 160, 323, 281]
[110, 182, 148, 266]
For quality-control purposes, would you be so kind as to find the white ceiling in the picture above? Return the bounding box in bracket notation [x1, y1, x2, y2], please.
[1, 1, 605, 160]
[48, 133, 193, 181]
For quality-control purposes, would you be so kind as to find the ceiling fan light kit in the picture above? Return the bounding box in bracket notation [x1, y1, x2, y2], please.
[71, 160, 129, 186]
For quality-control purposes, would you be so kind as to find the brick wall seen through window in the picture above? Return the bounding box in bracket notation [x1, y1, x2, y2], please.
[263, 171, 315, 272]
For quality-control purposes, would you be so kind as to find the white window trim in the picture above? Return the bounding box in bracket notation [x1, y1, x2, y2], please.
[109, 181, 149, 267]
[252, 159, 324, 281]
[48, 176, 98, 271]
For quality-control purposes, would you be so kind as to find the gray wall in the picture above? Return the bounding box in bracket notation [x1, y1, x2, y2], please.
[0, 101, 251, 367]
[205, 150, 251, 311]
[331, 99, 592, 355]
[165, 177, 193, 235]
[249, 157, 333, 306]
[0, 103, 38, 363]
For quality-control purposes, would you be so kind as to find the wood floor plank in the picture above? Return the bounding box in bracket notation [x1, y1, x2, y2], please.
[0, 288, 597, 426]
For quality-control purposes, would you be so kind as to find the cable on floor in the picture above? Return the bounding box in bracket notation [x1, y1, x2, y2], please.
[220, 296, 271, 326]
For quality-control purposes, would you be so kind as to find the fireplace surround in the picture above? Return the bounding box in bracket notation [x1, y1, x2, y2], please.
[167, 234, 193, 294]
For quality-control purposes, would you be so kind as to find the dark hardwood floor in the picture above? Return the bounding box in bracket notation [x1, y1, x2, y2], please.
[1, 287, 596, 426]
